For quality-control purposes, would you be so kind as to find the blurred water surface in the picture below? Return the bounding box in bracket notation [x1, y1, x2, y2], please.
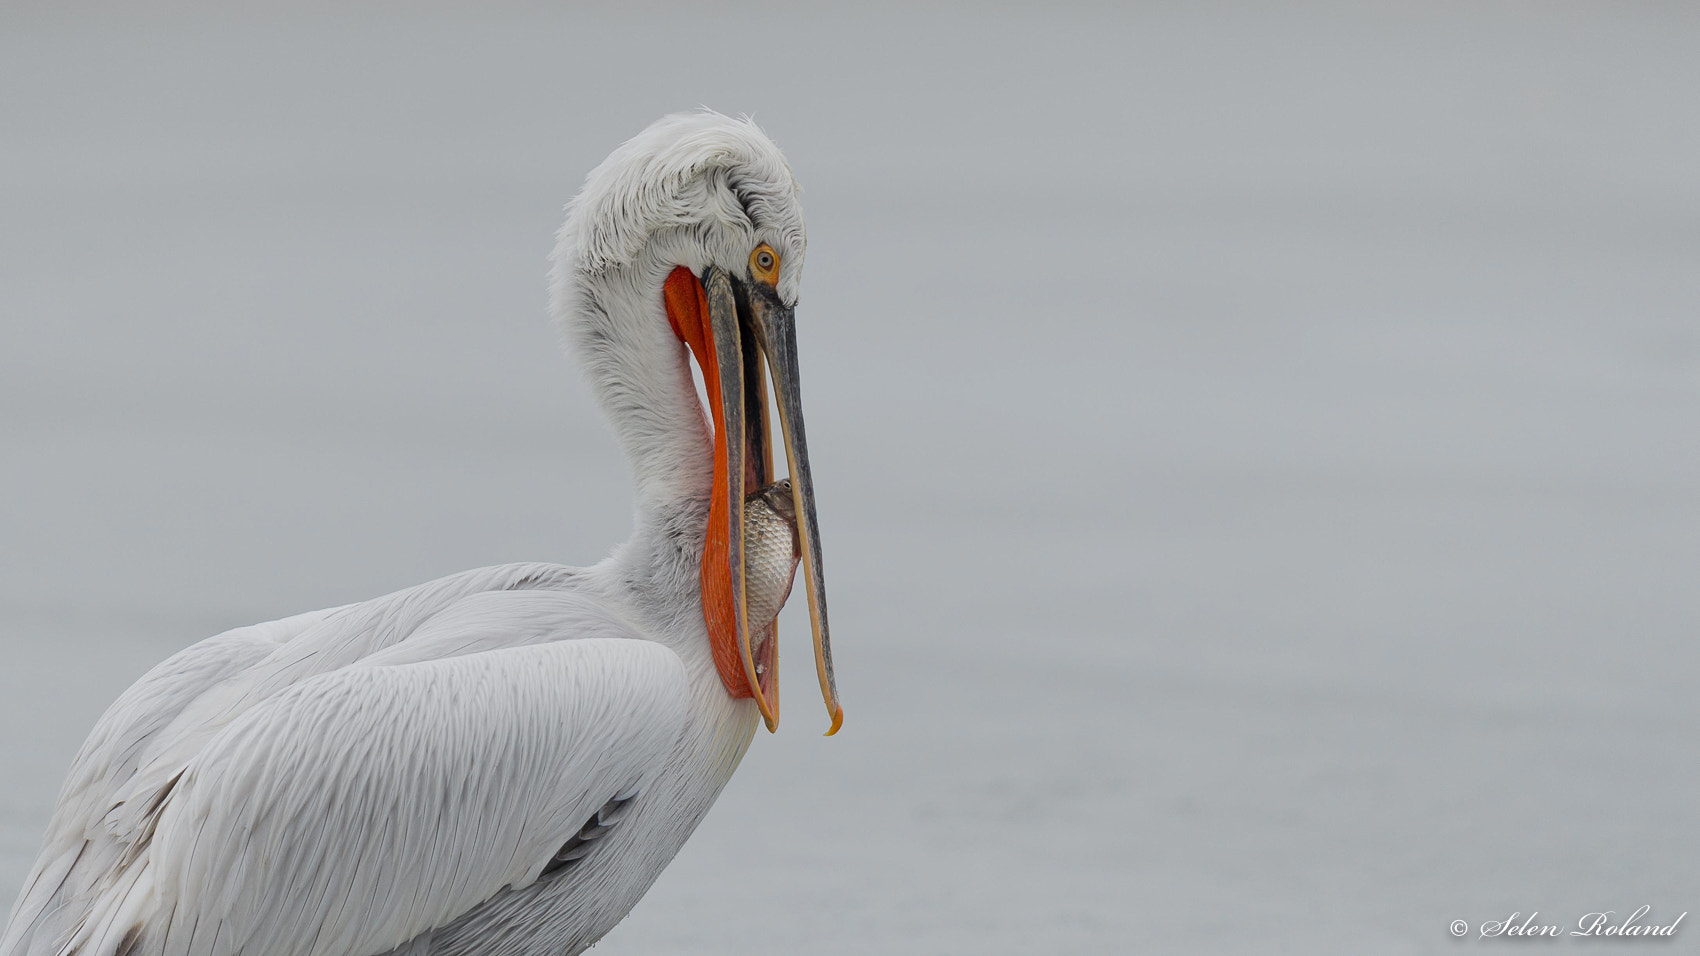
[3, 4, 1698, 954]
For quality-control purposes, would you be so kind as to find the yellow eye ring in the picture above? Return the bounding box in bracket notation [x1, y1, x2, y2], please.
[750, 244, 780, 286]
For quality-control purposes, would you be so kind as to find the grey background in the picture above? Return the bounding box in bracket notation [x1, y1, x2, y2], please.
[3, 3, 1698, 954]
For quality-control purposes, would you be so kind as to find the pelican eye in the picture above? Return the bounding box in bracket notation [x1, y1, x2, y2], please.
[750, 244, 779, 285]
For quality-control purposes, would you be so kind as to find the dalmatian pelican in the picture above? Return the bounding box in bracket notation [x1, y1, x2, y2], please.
[0, 110, 840, 956]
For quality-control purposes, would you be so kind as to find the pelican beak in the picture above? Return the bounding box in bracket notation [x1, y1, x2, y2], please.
[732, 274, 842, 737]
[665, 264, 841, 736]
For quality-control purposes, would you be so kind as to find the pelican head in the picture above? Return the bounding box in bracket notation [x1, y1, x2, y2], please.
[550, 110, 839, 735]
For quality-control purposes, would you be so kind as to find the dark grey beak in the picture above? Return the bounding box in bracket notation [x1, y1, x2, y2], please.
[703, 266, 841, 735]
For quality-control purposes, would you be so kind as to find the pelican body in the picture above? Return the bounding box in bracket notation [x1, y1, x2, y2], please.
[1, 111, 840, 956]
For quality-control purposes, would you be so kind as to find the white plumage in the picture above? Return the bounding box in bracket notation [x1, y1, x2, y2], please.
[2, 110, 829, 956]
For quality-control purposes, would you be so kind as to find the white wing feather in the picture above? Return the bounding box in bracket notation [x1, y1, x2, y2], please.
[69, 640, 685, 956]
[3, 566, 693, 956]
[2, 607, 341, 956]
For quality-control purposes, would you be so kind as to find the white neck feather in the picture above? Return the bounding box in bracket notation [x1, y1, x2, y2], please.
[553, 234, 731, 644]
[557, 242, 713, 514]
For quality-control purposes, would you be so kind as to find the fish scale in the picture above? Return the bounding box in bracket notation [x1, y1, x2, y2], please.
[743, 479, 800, 667]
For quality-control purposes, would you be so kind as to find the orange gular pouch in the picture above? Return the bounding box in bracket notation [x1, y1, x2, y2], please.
[662, 266, 779, 718]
